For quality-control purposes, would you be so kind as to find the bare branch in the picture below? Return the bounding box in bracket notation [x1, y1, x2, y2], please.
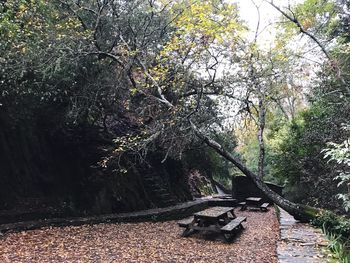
[84, 51, 124, 66]
[119, 34, 174, 108]
[251, 0, 261, 44]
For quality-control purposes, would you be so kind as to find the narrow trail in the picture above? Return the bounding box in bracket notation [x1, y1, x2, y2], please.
[277, 208, 329, 263]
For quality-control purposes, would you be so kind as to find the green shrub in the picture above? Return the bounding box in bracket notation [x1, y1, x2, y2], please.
[326, 233, 350, 263]
[313, 211, 350, 262]
[312, 211, 350, 239]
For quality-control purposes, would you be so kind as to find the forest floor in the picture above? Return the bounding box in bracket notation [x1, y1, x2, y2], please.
[0, 209, 278, 263]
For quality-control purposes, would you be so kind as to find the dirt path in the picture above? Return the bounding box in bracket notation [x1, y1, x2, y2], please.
[0, 209, 279, 263]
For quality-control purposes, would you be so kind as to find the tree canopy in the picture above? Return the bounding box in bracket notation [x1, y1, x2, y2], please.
[1, 0, 350, 220]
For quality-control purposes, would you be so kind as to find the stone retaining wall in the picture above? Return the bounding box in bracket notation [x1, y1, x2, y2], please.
[0, 198, 237, 234]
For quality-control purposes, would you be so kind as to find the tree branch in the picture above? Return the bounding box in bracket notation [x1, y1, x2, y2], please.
[268, 1, 331, 60]
[267, 0, 350, 97]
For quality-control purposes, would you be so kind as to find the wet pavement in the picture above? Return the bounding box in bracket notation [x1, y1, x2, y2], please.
[277, 208, 329, 263]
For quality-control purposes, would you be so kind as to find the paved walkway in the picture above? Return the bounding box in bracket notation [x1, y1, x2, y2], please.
[277, 208, 329, 263]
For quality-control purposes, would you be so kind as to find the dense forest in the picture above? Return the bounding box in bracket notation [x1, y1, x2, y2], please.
[0, 0, 349, 225]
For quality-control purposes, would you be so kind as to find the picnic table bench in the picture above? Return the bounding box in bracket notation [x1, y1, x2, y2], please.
[260, 202, 269, 212]
[246, 197, 263, 206]
[177, 206, 246, 242]
[221, 217, 247, 233]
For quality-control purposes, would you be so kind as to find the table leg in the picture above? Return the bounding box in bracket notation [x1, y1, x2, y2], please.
[222, 214, 235, 242]
[229, 210, 236, 219]
[223, 233, 234, 242]
[182, 227, 196, 237]
[181, 218, 198, 237]
[223, 216, 231, 225]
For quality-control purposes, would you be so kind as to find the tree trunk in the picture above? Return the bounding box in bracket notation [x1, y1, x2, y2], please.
[257, 95, 266, 178]
[189, 120, 321, 222]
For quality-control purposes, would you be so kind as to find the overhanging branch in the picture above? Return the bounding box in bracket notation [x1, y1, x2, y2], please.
[267, 0, 350, 96]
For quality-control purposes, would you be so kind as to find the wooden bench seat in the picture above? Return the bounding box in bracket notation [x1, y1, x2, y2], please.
[220, 217, 247, 233]
[248, 207, 261, 211]
[260, 203, 269, 212]
[177, 217, 194, 228]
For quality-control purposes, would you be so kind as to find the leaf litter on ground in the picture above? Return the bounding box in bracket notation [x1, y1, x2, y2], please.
[0, 209, 279, 262]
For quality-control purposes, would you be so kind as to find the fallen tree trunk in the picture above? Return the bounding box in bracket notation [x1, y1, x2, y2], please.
[190, 120, 321, 222]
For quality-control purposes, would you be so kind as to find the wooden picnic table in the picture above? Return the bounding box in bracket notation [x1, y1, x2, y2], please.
[178, 207, 246, 242]
[194, 206, 235, 222]
[239, 197, 269, 212]
[246, 197, 262, 206]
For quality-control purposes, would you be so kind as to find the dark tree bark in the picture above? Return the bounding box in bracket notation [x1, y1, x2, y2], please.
[189, 120, 321, 222]
[257, 95, 266, 178]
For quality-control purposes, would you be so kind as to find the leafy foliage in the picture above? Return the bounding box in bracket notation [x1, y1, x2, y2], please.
[1, 1, 83, 103]
[313, 211, 350, 239]
[323, 124, 350, 212]
[265, 92, 350, 211]
[312, 210, 350, 262]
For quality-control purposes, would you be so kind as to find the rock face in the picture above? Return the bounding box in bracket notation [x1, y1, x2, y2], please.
[0, 113, 193, 223]
[232, 176, 284, 203]
[277, 208, 328, 263]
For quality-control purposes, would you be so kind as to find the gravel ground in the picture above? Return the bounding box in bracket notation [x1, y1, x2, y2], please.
[0, 209, 279, 263]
